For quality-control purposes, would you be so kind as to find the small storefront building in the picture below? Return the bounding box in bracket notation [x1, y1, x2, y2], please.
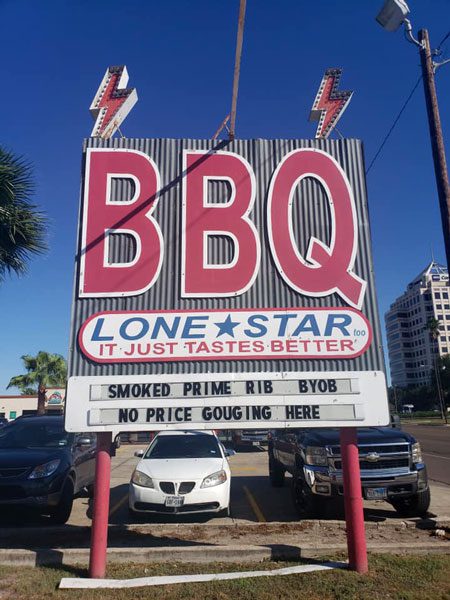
[0, 388, 65, 421]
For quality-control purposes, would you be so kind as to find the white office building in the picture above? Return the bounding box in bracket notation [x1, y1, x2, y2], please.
[385, 261, 450, 387]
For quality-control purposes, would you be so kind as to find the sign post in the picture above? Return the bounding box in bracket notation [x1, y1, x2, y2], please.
[340, 427, 368, 573]
[66, 137, 389, 577]
[88, 432, 112, 579]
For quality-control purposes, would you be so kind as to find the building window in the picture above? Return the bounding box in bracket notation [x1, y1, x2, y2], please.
[443, 292, 448, 299]
[441, 337, 446, 342]
[445, 305, 450, 310]
[442, 347, 448, 354]
[435, 292, 441, 298]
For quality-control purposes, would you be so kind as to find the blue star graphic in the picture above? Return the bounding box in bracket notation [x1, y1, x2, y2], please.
[214, 315, 240, 338]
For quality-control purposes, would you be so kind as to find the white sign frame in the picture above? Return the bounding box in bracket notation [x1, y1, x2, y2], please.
[65, 370, 389, 433]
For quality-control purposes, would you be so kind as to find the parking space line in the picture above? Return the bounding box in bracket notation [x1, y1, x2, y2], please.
[111, 456, 136, 472]
[231, 466, 259, 472]
[424, 452, 450, 461]
[243, 485, 266, 522]
[109, 492, 129, 517]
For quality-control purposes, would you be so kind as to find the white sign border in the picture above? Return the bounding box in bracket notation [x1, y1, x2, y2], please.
[65, 370, 389, 433]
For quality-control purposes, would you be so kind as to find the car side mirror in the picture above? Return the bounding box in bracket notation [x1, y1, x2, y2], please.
[134, 450, 145, 458]
[76, 437, 92, 447]
[225, 449, 236, 457]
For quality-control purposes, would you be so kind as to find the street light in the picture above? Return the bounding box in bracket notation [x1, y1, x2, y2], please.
[376, 0, 409, 32]
[376, 1, 450, 297]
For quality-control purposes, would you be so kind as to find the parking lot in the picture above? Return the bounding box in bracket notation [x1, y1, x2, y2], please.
[68, 433, 450, 527]
[0, 426, 448, 531]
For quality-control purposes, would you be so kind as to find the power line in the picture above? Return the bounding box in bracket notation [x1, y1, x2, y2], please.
[366, 28, 450, 175]
[366, 74, 422, 174]
[437, 30, 450, 51]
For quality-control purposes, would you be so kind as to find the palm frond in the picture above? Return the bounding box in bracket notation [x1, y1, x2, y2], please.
[0, 146, 48, 280]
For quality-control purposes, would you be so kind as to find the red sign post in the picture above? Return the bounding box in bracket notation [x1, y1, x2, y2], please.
[340, 428, 368, 573]
[88, 432, 112, 579]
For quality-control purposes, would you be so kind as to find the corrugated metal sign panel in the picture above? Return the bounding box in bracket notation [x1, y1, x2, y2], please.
[69, 137, 384, 377]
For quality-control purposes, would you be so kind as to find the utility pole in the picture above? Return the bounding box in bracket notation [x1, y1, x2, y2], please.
[419, 29, 450, 424]
[418, 29, 450, 277]
[229, 0, 247, 141]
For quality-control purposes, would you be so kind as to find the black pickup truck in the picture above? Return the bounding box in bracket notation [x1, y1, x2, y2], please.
[268, 427, 430, 518]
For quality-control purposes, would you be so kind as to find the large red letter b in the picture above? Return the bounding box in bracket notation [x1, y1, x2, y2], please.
[80, 149, 163, 297]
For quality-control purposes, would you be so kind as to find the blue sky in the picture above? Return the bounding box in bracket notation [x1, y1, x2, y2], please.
[1, 0, 449, 392]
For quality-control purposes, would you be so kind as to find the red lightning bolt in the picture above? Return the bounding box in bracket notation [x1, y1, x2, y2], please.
[90, 66, 138, 139]
[309, 69, 353, 139]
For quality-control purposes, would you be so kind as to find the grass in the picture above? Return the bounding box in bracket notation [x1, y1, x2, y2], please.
[0, 554, 449, 599]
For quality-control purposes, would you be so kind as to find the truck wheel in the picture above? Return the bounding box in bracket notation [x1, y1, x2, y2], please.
[269, 456, 285, 487]
[49, 479, 74, 525]
[391, 488, 431, 518]
[291, 475, 325, 519]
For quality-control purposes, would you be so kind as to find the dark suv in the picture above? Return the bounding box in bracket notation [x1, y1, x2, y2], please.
[0, 415, 96, 523]
[269, 427, 430, 518]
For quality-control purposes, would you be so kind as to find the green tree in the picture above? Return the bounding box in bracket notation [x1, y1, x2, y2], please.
[426, 317, 440, 341]
[7, 352, 67, 415]
[0, 147, 47, 280]
[426, 317, 447, 423]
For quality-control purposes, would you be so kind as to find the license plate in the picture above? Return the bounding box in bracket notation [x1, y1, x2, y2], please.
[366, 487, 387, 500]
[165, 495, 184, 507]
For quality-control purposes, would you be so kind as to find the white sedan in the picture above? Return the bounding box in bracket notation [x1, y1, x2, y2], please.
[129, 430, 233, 517]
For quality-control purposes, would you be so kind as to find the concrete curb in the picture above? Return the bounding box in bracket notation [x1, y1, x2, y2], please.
[0, 516, 449, 540]
[0, 542, 448, 566]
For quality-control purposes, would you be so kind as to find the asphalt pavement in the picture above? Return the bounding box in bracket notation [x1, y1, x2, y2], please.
[403, 424, 450, 486]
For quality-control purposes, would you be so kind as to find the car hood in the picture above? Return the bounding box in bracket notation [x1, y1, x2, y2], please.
[304, 427, 414, 446]
[136, 457, 225, 480]
[0, 448, 66, 469]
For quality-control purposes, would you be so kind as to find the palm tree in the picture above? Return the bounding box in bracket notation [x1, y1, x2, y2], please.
[0, 147, 47, 280]
[8, 352, 67, 415]
[426, 317, 447, 423]
[426, 317, 440, 341]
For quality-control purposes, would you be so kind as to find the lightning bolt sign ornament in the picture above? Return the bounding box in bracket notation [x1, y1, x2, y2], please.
[309, 68, 353, 139]
[90, 66, 138, 139]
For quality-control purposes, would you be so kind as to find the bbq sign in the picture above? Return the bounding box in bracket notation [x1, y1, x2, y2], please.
[66, 138, 389, 432]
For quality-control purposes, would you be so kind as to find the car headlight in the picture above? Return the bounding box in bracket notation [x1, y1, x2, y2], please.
[305, 446, 328, 466]
[412, 442, 423, 464]
[131, 470, 155, 488]
[201, 470, 227, 488]
[28, 459, 61, 479]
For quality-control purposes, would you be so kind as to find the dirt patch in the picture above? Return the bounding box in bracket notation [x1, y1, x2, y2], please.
[0, 521, 448, 552]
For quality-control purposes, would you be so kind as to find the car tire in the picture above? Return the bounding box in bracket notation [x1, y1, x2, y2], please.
[49, 479, 74, 525]
[114, 434, 121, 449]
[269, 456, 285, 487]
[291, 474, 325, 519]
[391, 488, 431, 518]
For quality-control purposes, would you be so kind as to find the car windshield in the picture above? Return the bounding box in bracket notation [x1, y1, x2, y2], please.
[0, 421, 71, 449]
[145, 435, 221, 459]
